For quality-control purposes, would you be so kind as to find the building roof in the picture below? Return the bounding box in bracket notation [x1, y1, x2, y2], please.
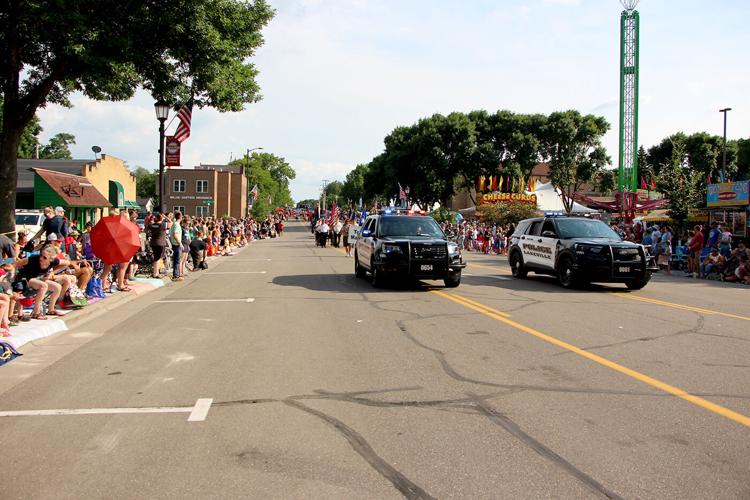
[530, 162, 551, 178]
[196, 164, 245, 174]
[17, 159, 91, 192]
[33, 168, 112, 208]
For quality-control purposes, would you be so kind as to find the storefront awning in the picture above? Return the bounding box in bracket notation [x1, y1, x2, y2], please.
[109, 180, 125, 208]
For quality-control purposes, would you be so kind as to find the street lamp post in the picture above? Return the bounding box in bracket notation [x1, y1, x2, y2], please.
[719, 108, 731, 183]
[154, 100, 170, 213]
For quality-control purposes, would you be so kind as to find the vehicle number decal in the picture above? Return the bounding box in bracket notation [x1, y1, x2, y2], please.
[420, 264, 433, 271]
[618, 266, 630, 273]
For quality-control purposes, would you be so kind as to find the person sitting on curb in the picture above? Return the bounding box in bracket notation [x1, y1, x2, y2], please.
[46, 233, 94, 294]
[14, 245, 66, 320]
[700, 246, 725, 279]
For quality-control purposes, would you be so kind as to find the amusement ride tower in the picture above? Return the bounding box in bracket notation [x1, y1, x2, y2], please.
[618, 0, 640, 196]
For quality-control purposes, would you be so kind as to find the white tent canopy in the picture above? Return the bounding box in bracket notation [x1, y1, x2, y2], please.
[526, 182, 597, 213]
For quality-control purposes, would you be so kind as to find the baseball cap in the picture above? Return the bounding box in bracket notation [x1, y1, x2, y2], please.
[47, 233, 58, 241]
[54, 206, 65, 213]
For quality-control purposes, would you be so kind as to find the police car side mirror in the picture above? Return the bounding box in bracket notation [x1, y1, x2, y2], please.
[542, 231, 557, 238]
[362, 229, 371, 237]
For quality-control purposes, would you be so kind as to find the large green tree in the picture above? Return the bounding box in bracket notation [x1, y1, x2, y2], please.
[232, 150, 295, 218]
[657, 136, 700, 232]
[39, 132, 75, 159]
[340, 163, 369, 205]
[131, 166, 158, 200]
[543, 110, 610, 214]
[0, 0, 274, 237]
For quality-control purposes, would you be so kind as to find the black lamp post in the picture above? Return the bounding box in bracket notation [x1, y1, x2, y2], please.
[154, 100, 170, 213]
[719, 107, 731, 183]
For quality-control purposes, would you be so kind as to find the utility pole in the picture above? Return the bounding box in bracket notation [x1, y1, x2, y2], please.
[719, 108, 731, 183]
[321, 179, 329, 212]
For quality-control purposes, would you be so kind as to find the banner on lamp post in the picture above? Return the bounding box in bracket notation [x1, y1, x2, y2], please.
[165, 136, 181, 166]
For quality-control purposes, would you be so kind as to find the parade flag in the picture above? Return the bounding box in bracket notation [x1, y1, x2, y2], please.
[398, 183, 406, 200]
[640, 177, 647, 190]
[359, 208, 367, 225]
[358, 196, 363, 209]
[250, 184, 259, 200]
[174, 98, 193, 143]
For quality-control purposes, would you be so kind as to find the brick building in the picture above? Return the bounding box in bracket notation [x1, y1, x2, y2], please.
[165, 164, 247, 218]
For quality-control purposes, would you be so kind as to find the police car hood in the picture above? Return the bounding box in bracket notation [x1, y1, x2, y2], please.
[568, 237, 637, 247]
[381, 236, 446, 245]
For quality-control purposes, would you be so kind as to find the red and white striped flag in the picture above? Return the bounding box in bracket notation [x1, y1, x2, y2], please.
[250, 184, 259, 200]
[174, 98, 193, 143]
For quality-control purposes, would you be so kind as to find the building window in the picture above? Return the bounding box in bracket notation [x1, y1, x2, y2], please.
[196, 180, 209, 193]
[196, 206, 210, 217]
[173, 179, 186, 192]
[173, 206, 186, 214]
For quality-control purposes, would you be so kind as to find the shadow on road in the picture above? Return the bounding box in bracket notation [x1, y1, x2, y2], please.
[272, 273, 444, 293]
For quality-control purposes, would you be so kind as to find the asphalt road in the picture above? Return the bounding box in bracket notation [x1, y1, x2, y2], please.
[2, 222, 749, 499]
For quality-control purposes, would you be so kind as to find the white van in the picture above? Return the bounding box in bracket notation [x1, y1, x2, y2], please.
[15, 209, 44, 238]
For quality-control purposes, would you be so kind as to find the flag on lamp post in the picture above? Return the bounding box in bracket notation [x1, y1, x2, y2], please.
[174, 98, 193, 143]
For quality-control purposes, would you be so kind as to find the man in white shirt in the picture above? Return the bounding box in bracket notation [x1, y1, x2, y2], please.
[317, 221, 330, 248]
[332, 220, 343, 247]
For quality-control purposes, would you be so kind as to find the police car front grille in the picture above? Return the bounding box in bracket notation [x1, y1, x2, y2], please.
[613, 247, 641, 262]
[411, 244, 447, 260]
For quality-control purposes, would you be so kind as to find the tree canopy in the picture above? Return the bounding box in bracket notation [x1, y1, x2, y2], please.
[0, 0, 275, 236]
[231, 151, 295, 218]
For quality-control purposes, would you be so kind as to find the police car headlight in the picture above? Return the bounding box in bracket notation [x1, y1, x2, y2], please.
[575, 244, 604, 255]
[382, 244, 402, 255]
[447, 242, 459, 255]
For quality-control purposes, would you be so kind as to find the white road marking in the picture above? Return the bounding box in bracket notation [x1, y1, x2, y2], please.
[464, 273, 512, 281]
[204, 271, 267, 274]
[0, 398, 213, 422]
[156, 298, 255, 303]
[188, 398, 213, 422]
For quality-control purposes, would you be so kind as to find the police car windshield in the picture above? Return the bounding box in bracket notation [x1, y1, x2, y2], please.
[378, 217, 444, 238]
[555, 219, 620, 239]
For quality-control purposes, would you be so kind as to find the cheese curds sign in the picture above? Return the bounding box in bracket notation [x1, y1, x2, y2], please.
[478, 192, 538, 205]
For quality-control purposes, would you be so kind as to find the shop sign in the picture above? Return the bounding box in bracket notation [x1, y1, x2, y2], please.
[478, 192, 538, 205]
[165, 136, 181, 166]
[706, 181, 749, 207]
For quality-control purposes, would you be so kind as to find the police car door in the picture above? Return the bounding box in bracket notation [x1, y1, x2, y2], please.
[521, 220, 543, 267]
[537, 219, 558, 268]
[358, 217, 375, 267]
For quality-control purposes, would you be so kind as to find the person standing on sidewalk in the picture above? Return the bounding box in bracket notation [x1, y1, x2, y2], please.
[169, 211, 184, 281]
[148, 213, 168, 278]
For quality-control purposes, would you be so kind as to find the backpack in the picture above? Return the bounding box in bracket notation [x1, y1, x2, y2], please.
[86, 276, 106, 299]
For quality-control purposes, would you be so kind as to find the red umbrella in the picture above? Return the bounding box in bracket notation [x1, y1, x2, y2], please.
[274, 207, 284, 212]
[90, 215, 141, 264]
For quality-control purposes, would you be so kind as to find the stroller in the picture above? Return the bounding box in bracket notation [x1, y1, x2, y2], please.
[133, 247, 155, 276]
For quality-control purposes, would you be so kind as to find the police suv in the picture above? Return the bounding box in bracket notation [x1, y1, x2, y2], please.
[354, 209, 466, 287]
[508, 216, 657, 289]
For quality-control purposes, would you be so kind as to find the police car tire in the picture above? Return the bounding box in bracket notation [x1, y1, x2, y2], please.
[444, 272, 461, 288]
[510, 251, 527, 278]
[371, 262, 384, 288]
[625, 274, 651, 290]
[557, 256, 581, 289]
[354, 253, 366, 278]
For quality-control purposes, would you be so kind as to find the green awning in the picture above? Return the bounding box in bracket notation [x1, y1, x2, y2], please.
[124, 200, 141, 209]
[108, 180, 125, 208]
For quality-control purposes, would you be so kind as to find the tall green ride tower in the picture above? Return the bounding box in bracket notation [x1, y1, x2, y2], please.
[618, 0, 640, 194]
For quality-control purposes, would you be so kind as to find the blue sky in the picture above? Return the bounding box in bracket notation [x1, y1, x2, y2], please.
[38, 0, 749, 202]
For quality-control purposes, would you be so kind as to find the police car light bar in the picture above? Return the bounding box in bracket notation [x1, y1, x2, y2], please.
[544, 212, 567, 217]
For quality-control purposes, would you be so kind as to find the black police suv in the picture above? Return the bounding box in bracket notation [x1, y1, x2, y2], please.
[508, 216, 658, 289]
[354, 210, 466, 287]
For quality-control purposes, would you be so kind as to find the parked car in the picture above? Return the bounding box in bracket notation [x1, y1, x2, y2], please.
[14, 209, 44, 238]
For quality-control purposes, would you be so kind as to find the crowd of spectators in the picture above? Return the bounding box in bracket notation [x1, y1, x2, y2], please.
[0, 205, 287, 337]
[441, 221, 516, 255]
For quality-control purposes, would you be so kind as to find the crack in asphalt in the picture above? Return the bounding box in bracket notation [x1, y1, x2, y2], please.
[283, 399, 436, 500]
[468, 393, 624, 500]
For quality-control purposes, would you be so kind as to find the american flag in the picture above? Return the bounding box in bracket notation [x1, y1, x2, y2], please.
[174, 98, 193, 143]
[250, 184, 259, 200]
[398, 183, 406, 200]
[329, 202, 339, 225]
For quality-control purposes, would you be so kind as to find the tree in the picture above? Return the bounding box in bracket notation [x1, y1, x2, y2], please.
[543, 110, 611, 214]
[0, 0, 274, 237]
[596, 169, 617, 194]
[296, 199, 318, 209]
[736, 138, 750, 180]
[131, 166, 158, 200]
[324, 180, 343, 205]
[39, 132, 75, 159]
[341, 163, 369, 205]
[231, 150, 295, 218]
[477, 202, 538, 227]
[657, 136, 699, 232]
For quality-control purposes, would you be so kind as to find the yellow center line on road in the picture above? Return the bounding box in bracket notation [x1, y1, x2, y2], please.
[614, 293, 750, 322]
[448, 293, 512, 318]
[431, 290, 750, 429]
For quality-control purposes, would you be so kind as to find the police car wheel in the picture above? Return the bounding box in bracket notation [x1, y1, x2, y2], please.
[443, 272, 461, 288]
[510, 251, 527, 278]
[354, 252, 366, 278]
[557, 257, 580, 288]
[371, 262, 384, 288]
[625, 273, 651, 290]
